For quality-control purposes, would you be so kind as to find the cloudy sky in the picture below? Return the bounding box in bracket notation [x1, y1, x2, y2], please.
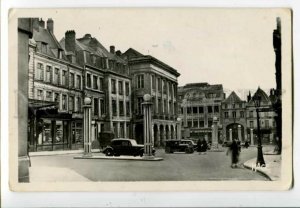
[36, 8, 284, 99]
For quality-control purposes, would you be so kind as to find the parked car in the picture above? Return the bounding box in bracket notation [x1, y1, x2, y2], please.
[165, 140, 194, 154]
[180, 139, 197, 150]
[102, 138, 155, 157]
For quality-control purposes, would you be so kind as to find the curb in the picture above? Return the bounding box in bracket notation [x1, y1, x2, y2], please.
[29, 149, 101, 157]
[243, 163, 272, 181]
[74, 155, 164, 161]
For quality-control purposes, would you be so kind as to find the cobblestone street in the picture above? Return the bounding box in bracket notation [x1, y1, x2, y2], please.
[29, 146, 273, 182]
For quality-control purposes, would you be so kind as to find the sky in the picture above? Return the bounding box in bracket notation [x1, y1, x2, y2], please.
[37, 8, 283, 99]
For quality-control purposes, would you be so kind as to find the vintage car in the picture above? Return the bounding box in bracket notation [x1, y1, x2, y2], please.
[180, 139, 197, 150]
[102, 138, 155, 157]
[165, 140, 194, 154]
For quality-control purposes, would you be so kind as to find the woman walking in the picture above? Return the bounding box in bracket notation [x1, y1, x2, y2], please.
[227, 138, 240, 168]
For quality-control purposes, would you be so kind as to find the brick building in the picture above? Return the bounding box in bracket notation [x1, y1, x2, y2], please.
[177, 83, 225, 143]
[122, 48, 180, 146]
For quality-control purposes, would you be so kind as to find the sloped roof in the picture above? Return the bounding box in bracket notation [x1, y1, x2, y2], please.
[223, 91, 243, 103]
[33, 26, 63, 50]
[250, 87, 270, 104]
[178, 83, 224, 100]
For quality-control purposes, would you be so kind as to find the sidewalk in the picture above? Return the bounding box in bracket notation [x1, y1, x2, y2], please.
[29, 149, 101, 157]
[29, 166, 90, 182]
[243, 154, 281, 181]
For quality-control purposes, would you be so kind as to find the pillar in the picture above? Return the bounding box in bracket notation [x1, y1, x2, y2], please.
[211, 117, 219, 148]
[162, 125, 166, 146]
[270, 132, 274, 144]
[229, 128, 232, 141]
[132, 124, 136, 139]
[142, 94, 154, 159]
[250, 128, 254, 145]
[177, 122, 181, 140]
[238, 125, 242, 141]
[83, 97, 92, 157]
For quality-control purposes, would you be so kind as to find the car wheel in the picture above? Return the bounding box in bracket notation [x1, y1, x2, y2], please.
[139, 151, 144, 157]
[185, 148, 190, 154]
[105, 149, 113, 156]
[165, 147, 171, 153]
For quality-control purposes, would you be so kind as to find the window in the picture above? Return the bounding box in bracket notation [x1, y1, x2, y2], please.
[164, 100, 167, 114]
[151, 75, 155, 90]
[100, 99, 105, 116]
[193, 107, 198, 114]
[181, 107, 183, 114]
[224, 104, 228, 109]
[137, 97, 143, 115]
[265, 120, 269, 128]
[207, 106, 213, 113]
[37, 89, 43, 100]
[187, 107, 192, 114]
[54, 93, 59, 103]
[36, 63, 44, 80]
[214, 106, 219, 113]
[193, 120, 198, 128]
[99, 77, 104, 91]
[54, 68, 60, 85]
[158, 99, 162, 114]
[125, 82, 129, 96]
[93, 98, 99, 116]
[199, 120, 205, 127]
[249, 111, 253, 118]
[240, 111, 245, 118]
[111, 79, 116, 94]
[224, 112, 229, 118]
[119, 101, 124, 116]
[113, 123, 117, 135]
[169, 82, 172, 95]
[120, 123, 125, 138]
[45, 66, 52, 82]
[199, 107, 204, 114]
[45, 91, 52, 101]
[41, 42, 47, 53]
[232, 104, 235, 109]
[137, 75, 144, 88]
[232, 111, 236, 118]
[69, 96, 74, 111]
[250, 121, 254, 128]
[208, 120, 213, 127]
[163, 80, 167, 94]
[126, 101, 130, 116]
[70, 73, 75, 88]
[87, 73, 91, 88]
[76, 75, 81, 89]
[93, 75, 98, 90]
[118, 81, 123, 95]
[62, 95, 67, 110]
[62, 70, 67, 86]
[111, 100, 117, 116]
[157, 77, 161, 91]
[76, 97, 81, 112]
[187, 121, 193, 128]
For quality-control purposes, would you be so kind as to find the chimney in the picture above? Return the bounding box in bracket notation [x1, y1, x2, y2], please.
[32, 18, 39, 31]
[65, 30, 76, 53]
[110, 45, 115, 54]
[39, 18, 45, 28]
[46, 18, 54, 33]
[116, 50, 122, 56]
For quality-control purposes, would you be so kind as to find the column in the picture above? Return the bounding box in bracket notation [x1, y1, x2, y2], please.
[152, 124, 155, 143]
[142, 94, 154, 159]
[229, 128, 232, 141]
[211, 117, 219, 148]
[270, 132, 274, 144]
[162, 125, 166, 146]
[83, 97, 92, 157]
[124, 122, 127, 138]
[238, 125, 242, 141]
[132, 124, 136, 139]
[157, 125, 161, 147]
[250, 128, 254, 145]
[177, 123, 181, 140]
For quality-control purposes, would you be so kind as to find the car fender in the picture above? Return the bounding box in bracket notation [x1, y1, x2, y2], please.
[102, 146, 114, 153]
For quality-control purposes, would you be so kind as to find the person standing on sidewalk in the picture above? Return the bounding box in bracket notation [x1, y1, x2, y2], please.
[226, 138, 240, 168]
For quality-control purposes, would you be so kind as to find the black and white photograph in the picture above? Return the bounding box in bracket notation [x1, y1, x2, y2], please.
[10, 8, 292, 192]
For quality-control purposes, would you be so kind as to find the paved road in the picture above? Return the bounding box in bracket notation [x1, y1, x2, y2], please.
[30, 146, 271, 181]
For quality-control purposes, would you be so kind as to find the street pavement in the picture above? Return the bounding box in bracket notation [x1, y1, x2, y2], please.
[29, 146, 272, 182]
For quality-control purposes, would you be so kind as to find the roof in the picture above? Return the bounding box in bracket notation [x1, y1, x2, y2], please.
[177, 83, 224, 100]
[223, 91, 243, 103]
[122, 48, 180, 77]
[249, 87, 271, 104]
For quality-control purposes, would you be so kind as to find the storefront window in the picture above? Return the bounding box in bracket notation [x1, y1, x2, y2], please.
[43, 120, 52, 145]
[55, 121, 63, 144]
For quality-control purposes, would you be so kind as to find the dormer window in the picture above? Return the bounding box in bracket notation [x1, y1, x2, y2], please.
[41, 42, 47, 53]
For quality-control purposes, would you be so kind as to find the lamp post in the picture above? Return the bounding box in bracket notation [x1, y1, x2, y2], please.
[253, 95, 266, 167]
[83, 97, 92, 157]
[177, 117, 182, 140]
[142, 94, 154, 159]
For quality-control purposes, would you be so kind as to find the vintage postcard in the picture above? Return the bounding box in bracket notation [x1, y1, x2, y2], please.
[9, 8, 292, 191]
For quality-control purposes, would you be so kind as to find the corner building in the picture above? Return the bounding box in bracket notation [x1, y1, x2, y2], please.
[122, 48, 180, 147]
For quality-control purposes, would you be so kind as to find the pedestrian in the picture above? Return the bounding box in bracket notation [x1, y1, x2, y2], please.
[198, 138, 208, 154]
[226, 138, 240, 168]
[244, 140, 249, 148]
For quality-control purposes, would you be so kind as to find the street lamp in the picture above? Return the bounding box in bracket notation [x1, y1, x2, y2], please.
[177, 117, 182, 140]
[253, 95, 266, 167]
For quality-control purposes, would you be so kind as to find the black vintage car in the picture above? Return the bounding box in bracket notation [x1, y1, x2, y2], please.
[165, 140, 194, 154]
[102, 138, 155, 157]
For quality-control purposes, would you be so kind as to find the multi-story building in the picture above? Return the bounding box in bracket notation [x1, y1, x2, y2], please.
[122, 48, 180, 146]
[177, 83, 225, 143]
[246, 88, 276, 144]
[221, 91, 247, 142]
[60, 32, 132, 141]
[28, 18, 84, 151]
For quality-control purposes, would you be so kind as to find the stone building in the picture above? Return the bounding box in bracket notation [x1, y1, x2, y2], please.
[28, 18, 84, 152]
[221, 91, 247, 143]
[122, 48, 180, 146]
[246, 88, 276, 144]
[60, 32, 132, 142]
[177, 83, 225, 143]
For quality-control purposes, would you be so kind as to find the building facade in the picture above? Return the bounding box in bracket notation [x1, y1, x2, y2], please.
[246, 88, 276, 144]
[122, 48, 180, 146]
[221, 91, 247, 142]
[177, 83, 225, 143]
